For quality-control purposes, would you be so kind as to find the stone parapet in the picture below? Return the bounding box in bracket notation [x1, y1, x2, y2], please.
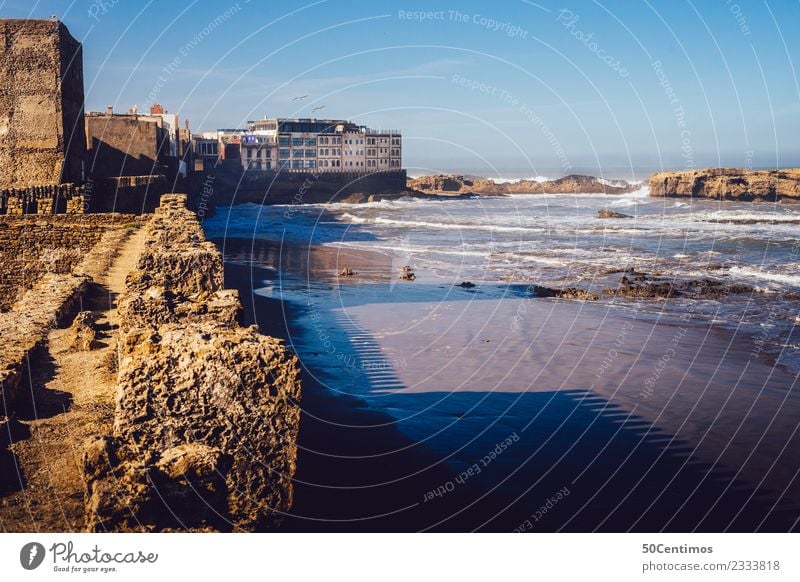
[82, 194, 301, 532]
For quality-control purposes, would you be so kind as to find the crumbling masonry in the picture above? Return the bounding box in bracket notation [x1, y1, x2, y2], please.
[0, 19, 85, 188]
[82, 195, 301, 531]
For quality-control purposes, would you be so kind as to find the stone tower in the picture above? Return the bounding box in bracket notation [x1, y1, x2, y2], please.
[0, 19, 86, 188]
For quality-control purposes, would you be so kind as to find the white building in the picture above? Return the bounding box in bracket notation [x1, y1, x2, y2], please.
[235, 117, 402, 173]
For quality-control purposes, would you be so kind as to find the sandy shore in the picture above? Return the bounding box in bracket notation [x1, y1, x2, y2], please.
[217, 237, 800, 532]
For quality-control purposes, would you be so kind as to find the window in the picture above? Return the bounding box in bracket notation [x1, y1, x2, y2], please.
[279, 149, 290, 158]
[246, 149, 253, 158]
[291, 137, 304, 146]
[278, 136, 289, 146]
[256, 149, 262, 159]
[305, 138, 316, 146]
[292, 160, 303, 169]
[292, 149, 303, 158]
[306, 160, 316, 168]
[304, 149, 315, 158]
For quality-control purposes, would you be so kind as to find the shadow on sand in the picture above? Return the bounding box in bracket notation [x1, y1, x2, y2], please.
[220, 239, 800, 533]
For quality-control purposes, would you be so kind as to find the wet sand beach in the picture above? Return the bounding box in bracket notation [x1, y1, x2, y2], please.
[217, 236, 800, 532]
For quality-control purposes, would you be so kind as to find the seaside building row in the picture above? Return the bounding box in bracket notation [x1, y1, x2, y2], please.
[193, 118, 402, 173]
[0, 17, 405, 215]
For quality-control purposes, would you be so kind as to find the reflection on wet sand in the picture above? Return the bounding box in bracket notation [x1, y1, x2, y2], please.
[216, 236, 800, 532]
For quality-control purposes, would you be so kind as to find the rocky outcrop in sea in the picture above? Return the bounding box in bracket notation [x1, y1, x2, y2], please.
[408, 174, 638, 195]
[649, 168, 800, 201]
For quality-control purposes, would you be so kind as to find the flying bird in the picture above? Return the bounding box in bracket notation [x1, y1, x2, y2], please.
[312, 105, 326, 113]
[292, 95, 309, 101]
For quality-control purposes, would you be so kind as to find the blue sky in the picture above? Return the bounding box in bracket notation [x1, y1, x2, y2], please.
[3, 0, 799, 177]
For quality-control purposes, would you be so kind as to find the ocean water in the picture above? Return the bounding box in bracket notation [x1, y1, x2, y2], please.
[206, 187, 800, 374]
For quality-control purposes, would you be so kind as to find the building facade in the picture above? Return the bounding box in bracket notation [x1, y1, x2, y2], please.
[85, 107, 170, 178]
[85, 104, 190, 180]
[195, 117, 402, 173]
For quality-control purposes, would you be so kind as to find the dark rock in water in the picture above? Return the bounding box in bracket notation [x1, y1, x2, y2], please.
[531, 285, 599, 301]
[530, 272, 758, 303]
[606, 272, 756, 299]
[598, 209, 632, 219]
[457, 281, 476, 288]
[400, 265, 416, 281]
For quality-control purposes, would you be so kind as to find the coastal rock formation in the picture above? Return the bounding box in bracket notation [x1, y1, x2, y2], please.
[408, 174, 638, 195]
[400, 265, 416, 280]
[82, 194, 301, 532]
[597, 209, 632, 218]
[648, 168, 800, 201]
[606, 273, 755, 299]
[531, 285, 599, 301]
[531, 273, 757, 302]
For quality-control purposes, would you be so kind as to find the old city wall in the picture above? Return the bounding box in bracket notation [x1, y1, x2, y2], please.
[0, 214, 138, 312]
[82, 194, 301, 532]
[0, 19, 85, 188]
[0, 176, 168, 216]
[0, 216, 138, 409]
[195, 166, 409, 205]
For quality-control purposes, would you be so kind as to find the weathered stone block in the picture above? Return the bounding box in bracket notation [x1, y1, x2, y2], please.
[83, 194, 301, 532]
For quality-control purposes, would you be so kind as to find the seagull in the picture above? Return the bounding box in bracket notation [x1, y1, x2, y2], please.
[312, 105, 326, 113]
[292, 95, 309, 101]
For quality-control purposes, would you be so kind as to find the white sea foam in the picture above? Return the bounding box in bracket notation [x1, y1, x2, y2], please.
[690, 210, 800, 223]
[492, 176, 552, 184]
[729, 266, 800, 288]
[342, 215, 546, 234]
